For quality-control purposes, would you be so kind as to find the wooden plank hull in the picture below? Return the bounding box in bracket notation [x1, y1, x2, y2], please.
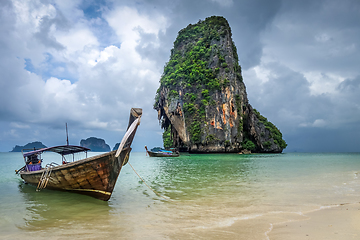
[20, 148, 130, 201]
[146, 150, 179, 157]
[18, 108, 142, 201]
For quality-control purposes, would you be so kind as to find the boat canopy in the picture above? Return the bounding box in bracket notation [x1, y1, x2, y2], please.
[23, 145, 91, 157]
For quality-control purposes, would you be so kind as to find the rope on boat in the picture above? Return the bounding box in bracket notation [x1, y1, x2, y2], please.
[128, 162, 174, 202]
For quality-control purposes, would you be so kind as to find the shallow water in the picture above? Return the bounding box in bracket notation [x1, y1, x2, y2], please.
[1, 152, 360, 239]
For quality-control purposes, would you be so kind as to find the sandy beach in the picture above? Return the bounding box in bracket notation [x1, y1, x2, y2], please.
[268, 202, 360, 240]
[167, 202, 360, 239]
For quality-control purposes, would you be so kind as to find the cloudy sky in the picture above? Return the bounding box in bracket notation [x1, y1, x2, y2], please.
[0, 0, 359, 152]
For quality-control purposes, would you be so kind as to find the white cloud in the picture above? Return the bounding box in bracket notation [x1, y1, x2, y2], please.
[88, 45, 118, 66]
[55, 27, 99, 56]
[12, 0, 57, 29]
[10, 122, 30, 129]
[300, 119, 327, 128]
[105, 6, 168, 41]
[303, 72, 345, 95]
[1, 0, 360, 152]
[313, 119, 326, 127]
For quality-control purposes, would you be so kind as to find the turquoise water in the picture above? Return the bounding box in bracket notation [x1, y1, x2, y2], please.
[1, 152, 360, 239]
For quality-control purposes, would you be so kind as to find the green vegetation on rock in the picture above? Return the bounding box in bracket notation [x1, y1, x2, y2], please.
[155, 16, 241, 145]
[154, 16, 287, 153]
[163, 127, 173, 148]
[253, 109, 288, 149]
[243, 140, 256, 151]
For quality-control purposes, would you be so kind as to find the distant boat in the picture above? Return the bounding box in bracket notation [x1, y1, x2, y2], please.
[145, 146, 179, 157]
[15, 108, 142, 201]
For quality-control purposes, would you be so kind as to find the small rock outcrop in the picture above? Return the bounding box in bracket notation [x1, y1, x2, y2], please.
[112, 143, 120, 151]
[154, 16, 287, 153]
[80, 137, 110, 152]
[11, 141, 47, 152]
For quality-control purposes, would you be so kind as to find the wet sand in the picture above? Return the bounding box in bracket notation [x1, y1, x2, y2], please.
[166, 202, 360, 240]
[268, 202, 360, 240]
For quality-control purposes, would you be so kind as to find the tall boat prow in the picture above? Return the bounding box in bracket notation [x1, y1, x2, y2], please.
[16, 108, 142, 201]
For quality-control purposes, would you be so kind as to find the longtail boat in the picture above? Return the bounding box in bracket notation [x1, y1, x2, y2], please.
[145, 146, 179, 157]
[16, 108, 142, 201]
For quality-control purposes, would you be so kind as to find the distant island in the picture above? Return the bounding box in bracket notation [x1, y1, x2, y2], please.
[10, 141, 47, 152]
[112, 143, 120, 151]
[80, 137, 111, 152]
[11, 137, 111, 152]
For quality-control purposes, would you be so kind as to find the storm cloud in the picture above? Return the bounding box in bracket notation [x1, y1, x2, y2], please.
[0, 0, 359, 152]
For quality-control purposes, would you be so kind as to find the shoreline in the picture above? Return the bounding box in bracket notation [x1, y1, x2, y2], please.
[267, 202, 360, 239]
[169, 202, 360, 240]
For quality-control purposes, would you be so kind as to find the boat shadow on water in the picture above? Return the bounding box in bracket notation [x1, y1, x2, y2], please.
[16, 179, 114, 231]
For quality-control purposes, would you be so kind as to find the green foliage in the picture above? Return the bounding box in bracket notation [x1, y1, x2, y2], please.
[253, 109, 267, 122]
[237, 73, 243, 82]
[183, 102, 196, 116]
[232, 40, 239, 63]
[243, 140, 256, 151]
[219, 55, 225, 63]
[235, 94, 244, 135]
[168, 90, 178, 99]
[185, 92, 197, 102]
[197, 105, 206, 119]
[206, 78, 221, 91]
[206, 134, 218, 143]
[201, 99, 208, 106]
[253, 109, 287, 149]
[263, 141, 272, 149]
[222, 78, 230, 88]
[238, 118, 243, 133]
[201, 89, 210, 102]
[159, 16, 235, 96]
[163, 127, 173, 148]
[190, 121, 202, 143]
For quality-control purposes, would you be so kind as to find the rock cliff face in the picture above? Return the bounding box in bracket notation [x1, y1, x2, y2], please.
[154, 16, 287, 153]
[80, 137, 110, 152]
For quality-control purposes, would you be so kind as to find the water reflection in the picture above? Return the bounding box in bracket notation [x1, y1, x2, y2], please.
[17, 182, 112, 231]
[132, 153, 269, 206]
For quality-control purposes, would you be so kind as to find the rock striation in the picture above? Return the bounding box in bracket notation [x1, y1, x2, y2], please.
[154, 16, 287, 153]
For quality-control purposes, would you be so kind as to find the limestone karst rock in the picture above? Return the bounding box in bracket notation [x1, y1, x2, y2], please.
[11, 141, 47, 152]
[80, 137, 111, 152]
[154, 16, 287, 153]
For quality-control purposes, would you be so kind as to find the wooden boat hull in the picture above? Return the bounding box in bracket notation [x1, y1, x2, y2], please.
[19, 108, 142, 201]
[20, 148, 130, 201]
[146, 150, 179, 157]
